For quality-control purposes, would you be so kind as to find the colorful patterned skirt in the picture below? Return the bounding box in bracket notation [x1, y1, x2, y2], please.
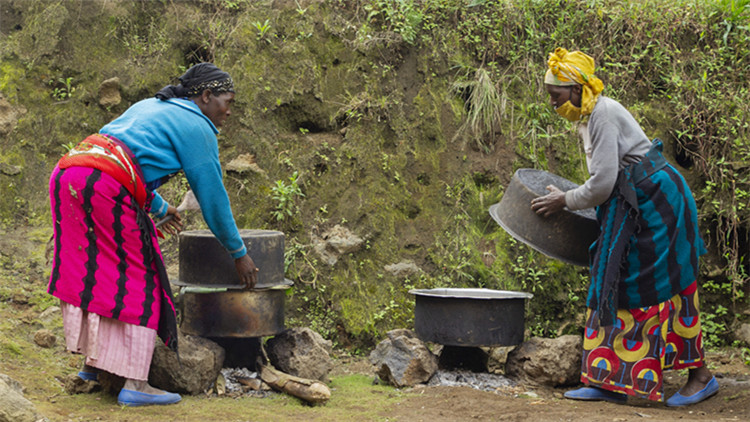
[581, 281, 705, 402]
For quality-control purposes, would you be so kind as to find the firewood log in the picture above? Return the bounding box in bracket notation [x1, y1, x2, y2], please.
[259, 365, 331, 404]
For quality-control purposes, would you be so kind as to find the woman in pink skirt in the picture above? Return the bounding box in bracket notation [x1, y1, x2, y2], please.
[48, 63, 258, 407]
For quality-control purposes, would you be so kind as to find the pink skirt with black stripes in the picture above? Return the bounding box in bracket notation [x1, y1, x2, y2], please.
[48, 165, 166, 330]
[49, 165, 171, 377]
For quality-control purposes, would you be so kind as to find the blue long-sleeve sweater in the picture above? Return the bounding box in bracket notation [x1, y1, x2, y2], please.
[100, 97, 246, 259]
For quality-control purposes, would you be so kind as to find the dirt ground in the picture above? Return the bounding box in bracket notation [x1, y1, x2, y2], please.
[6, 348, 749, 422]
[335, 349, 750, 422]
[2, 226, 750, 422]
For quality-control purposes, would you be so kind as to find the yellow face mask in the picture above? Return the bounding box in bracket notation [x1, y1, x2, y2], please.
[555, 100, 582, 122]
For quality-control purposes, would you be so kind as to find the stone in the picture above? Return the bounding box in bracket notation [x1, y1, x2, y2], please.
[148, 331, 226, 395]
[0, 94, 26, 136]
[0, 375, 23, 394]
[483, 345, 515, 375]
[0, 374, 42, 422]
[384, 261, 421, 278]
[324, 225, 364, 254]
[38, 306, 61, 325]
[737, 323, 750, 345]
[312, 225, 364, 266]
[369, 329, 437, 388]
[505, 335, 582, 387]
[225, 154, 266, 174]
[63, 374, 100, 395]
[0, 162, 21, 176]
[266, 327, 333, 382]
[33, 329, 56, 348]
[98, 77, 121, 108]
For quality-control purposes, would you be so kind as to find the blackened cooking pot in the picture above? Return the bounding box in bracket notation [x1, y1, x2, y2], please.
[179, 283, 291, 338]
[409, 288, 533, 347]
[177, 229, 288, 289]
[489, 168, 599, 267]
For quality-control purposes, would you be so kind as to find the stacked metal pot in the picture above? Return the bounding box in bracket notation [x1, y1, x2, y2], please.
[175, 229, 293, 338]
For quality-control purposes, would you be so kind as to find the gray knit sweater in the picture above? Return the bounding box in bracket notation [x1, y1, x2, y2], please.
[564, 96, 652, 211]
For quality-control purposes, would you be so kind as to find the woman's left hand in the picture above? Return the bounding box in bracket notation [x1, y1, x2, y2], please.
[159, 205, 183, 235]
[530, 185, 566, 217]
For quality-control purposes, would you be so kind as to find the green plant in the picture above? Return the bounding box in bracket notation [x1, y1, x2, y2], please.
[511, 254, 547, 293]
[61, 140, 76, 153]
[271, 171, 304, 221]
[715, 0, 750, 44]
[108, 12, 169, 65]
[220, 0, 247, 10]
[287, 283, 338, 342]
[701, 304, 730, 348]
[742, 346, 750, 366]
[295, 0, 307, 15]
[254, 19, 272, 40]
[333, 90, 391, 125]
[284, 238, 320, 287]
[364, 0, 424, 44]
[666, 42, 750, 313]
[48, 77, 75, 101]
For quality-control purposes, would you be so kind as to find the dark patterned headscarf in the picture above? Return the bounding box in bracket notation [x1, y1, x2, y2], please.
[155, 63, 234, 100]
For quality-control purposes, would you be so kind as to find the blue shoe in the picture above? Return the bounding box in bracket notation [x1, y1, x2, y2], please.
[564, 386, 627, 404]
[117, 389, 182, 407]
[77, 371, 98, 382]
[666, 376, 719, 407]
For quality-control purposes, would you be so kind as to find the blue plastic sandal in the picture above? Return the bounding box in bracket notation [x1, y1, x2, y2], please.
[117, 389, 181, 407]
[564, 386, 627, 404]
[77, 371, 98, 382]
[666, 376, 719, 407]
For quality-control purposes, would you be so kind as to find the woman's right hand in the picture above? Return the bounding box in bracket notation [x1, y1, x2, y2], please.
[530, 185, 566, 217]
[235, 254, 259, 289]
[158, 205, 183, 236]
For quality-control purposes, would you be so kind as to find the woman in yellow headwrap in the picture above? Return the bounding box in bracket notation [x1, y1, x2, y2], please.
[531, 48, 717, 406]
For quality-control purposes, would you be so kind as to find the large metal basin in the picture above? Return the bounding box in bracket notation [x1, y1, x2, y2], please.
[409, 288, 533, 347]
[489, 168, 598, 267]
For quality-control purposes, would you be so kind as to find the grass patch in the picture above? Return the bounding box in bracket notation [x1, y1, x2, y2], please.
[30, 373, 403, 422]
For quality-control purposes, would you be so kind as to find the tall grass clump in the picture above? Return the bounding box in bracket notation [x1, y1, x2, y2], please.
[451, 67, 504, 152]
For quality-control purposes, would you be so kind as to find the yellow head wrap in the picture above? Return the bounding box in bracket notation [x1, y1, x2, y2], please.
[545, 48, 604, 116]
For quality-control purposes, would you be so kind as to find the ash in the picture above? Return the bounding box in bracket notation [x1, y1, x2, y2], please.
[220, 367, 276, 398]
[427, 369, 515, 392]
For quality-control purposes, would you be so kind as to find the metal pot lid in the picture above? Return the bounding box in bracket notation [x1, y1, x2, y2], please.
[409, 288, 532, 300]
